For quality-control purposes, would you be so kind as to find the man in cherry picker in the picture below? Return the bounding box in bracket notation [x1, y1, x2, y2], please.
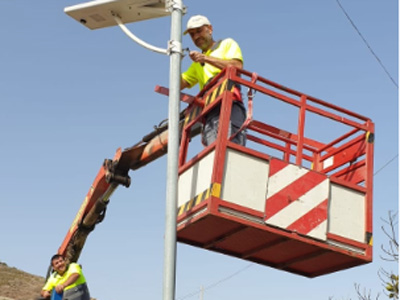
[180, 15, 246, 146]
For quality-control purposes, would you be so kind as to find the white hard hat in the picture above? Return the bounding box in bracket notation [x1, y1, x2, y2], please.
[183, 15, 211, 35]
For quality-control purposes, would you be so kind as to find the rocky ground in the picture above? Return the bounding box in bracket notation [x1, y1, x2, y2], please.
[0, 262, 44, 300]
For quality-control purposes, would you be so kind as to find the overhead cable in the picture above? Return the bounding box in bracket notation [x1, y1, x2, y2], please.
[336, 0, 398, 88]
[176, 264, 253, 300]
[374, 154, 399, 176]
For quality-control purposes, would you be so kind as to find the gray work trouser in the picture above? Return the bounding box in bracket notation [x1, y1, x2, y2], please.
[201, 100, 247, 146]
[63, 283, 90, 300]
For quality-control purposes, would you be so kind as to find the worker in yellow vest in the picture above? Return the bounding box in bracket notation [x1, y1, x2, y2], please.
[181, 15, 247, 146]
[40, 254, 90, 300]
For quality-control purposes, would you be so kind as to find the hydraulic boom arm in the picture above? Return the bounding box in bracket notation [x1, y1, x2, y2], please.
[58, 87, 199, 264]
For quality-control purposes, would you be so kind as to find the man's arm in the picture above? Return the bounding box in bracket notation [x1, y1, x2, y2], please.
[189, 51, 243, 70]
[54, 273, 80, 294]
[181, 76, 191, 90]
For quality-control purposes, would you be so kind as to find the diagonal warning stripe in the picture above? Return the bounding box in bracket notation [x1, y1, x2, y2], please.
[266, 170, 327, 219]
[178, 183, 221, 216]
[286, 199, 329, 235]
[265, 159, 330, 241]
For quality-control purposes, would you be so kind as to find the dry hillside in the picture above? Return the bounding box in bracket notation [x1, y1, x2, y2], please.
[0, 262, 44, 300]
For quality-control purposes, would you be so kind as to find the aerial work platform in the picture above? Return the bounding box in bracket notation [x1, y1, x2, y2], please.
[176, 67, 374, 277]
[55, 64, 374, 277]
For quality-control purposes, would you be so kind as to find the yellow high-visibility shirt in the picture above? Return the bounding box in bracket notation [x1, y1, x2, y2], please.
[42, 263, 87, 291]
[182, 38, 243, 91]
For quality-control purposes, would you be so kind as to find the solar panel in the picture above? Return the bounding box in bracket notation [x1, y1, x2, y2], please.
[64, 0, 170, 30]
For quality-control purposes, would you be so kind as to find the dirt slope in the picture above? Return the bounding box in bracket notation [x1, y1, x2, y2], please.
[0, 262, 44, 300]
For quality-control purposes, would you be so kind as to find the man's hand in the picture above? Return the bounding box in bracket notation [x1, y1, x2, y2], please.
[40, 290, 51, 299]
[189, 51, 206, 64]
[55, 284, 65, 294]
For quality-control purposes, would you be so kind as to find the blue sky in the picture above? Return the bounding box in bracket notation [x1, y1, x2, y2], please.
[0, 1, 398, 300]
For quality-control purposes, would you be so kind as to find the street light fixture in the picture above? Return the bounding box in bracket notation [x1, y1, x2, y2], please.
[63, 1, 185, 300]
[64, 0, 171, 30]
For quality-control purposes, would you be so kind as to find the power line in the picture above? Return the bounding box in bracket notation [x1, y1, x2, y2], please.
[335, 0, 398, 88]
[374, 154, 399, 176]
[176, 264, 253, 300]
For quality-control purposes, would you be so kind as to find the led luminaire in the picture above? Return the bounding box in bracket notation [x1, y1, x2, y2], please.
[64, 0, 170, 30]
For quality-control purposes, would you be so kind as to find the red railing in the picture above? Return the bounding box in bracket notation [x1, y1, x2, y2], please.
[179, 66, 374, 192]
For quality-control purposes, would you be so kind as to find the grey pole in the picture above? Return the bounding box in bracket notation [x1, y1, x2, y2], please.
[163, 1, 183, 300]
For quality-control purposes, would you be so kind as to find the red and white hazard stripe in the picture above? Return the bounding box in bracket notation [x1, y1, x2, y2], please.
[265, 159, 329, 241]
